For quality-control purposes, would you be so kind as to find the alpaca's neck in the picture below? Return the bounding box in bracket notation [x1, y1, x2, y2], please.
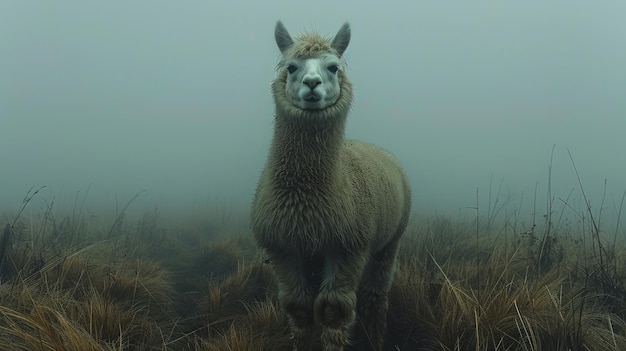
[269, 115, 346, 190]
[267, 72, 353, 191]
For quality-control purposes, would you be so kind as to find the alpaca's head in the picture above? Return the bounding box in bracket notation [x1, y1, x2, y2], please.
[274, 21, 350, 110]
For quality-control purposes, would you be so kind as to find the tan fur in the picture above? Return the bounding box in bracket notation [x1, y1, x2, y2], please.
[285, 33, 338, 60]
[251, 23, 411, 351]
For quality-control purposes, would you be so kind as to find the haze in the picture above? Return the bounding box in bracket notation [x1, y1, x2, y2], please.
[2, 1, 626, 228]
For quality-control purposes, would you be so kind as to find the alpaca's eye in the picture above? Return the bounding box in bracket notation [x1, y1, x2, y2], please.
[287, 65, 298, 74]
[327, 65, 339, 73]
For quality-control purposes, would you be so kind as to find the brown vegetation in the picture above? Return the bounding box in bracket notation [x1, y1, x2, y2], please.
[1, 194, 625, 350]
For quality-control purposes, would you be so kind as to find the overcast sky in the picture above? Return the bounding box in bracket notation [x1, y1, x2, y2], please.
[2, 1, 626, 228]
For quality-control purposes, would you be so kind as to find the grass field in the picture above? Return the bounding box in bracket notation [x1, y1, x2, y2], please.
[1, 188, 625, 350]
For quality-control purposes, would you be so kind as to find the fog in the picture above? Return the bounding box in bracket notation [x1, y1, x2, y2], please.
[2, 1, 626, 228]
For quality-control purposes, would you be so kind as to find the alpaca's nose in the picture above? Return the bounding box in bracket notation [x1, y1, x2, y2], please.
[303, 75, 322, 90]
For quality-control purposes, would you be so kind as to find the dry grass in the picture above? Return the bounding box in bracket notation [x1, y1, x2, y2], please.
[1, 200, 626, 351]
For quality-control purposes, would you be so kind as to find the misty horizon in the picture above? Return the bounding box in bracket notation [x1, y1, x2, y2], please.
[2, 1, 626, 230]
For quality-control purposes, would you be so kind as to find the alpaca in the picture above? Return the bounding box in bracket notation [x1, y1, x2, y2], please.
[251, 21, 411, 351]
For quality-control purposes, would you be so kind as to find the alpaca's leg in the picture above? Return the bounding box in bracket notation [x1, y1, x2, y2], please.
[356, 240, 400, 351]
[269, 252, 317, 351]
[315, 252, 368, 351]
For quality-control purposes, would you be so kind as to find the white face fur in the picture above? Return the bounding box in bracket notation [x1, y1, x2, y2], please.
[282, 54, 344, 110]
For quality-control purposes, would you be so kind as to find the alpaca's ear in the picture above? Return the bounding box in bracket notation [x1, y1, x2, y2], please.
[275, 21, 294, 54]
[331, 22, 350, 57]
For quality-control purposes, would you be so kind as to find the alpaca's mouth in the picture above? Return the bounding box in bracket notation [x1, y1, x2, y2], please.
[303, 93, 321, 102]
